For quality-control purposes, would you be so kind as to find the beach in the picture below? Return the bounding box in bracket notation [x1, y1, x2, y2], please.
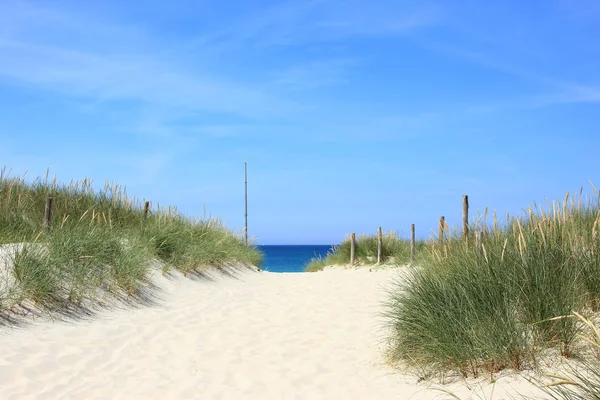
[0, 266, 548, 399]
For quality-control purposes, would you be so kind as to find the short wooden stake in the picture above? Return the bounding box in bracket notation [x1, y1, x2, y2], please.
[463, 195, 469, 240]
[377, 226, 383, 265]
[44, 197, 54, 231]
[410, 224, 415, 265]
[438, 216, 445, 244]
[350, 233, 356, 265]
[144, 201, 151, 219]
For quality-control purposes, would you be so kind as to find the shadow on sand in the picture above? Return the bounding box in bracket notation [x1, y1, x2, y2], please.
[0, 263, 259, 329]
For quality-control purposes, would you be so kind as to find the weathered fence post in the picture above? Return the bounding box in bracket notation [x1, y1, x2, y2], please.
[377, 226, 383, 265]
[44, 197, 54, 231]
[144, 201, 151, 219]
[410, 223, 415, 265]
[350, 233, 356, 265]
[438, 216, 445, 244]
[463, 195, 469, 241]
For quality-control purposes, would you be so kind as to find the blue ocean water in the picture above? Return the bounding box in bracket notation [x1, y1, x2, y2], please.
[258, 245, 334, 273]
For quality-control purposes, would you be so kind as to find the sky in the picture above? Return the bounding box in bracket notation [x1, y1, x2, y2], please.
[1, 0, 599, 244]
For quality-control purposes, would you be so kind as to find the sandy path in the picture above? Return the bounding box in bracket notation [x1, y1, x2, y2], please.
[0, 268, 547, 399]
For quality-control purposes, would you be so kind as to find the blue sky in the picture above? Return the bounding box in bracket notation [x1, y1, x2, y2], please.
[1, 0, 599, 244]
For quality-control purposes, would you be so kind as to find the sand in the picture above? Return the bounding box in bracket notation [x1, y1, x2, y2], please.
[0, 264, 550, 399]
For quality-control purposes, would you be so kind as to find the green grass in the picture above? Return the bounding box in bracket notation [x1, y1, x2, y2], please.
[8, 226, 151, 307]
[0, 168, 263, 313]
[385, 190, 600, 378]
[305, 231, 425, 271]
[305, 249, 346, 272]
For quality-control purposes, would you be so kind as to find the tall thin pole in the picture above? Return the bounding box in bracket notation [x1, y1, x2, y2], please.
[244, 162, 248, 246]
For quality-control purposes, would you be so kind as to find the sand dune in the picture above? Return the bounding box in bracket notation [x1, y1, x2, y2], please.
[0, 266, 548, 399]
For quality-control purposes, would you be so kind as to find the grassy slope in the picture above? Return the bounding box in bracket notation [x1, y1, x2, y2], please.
[305, 231, 426, 271]
[386, 191, 600, 379]
[0, 169, 262, 312]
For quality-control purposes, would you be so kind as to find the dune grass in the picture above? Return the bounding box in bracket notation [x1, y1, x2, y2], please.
[9, 226, 151, 306]
[305, 231, 425, 271]
[531, 312, 600, 400]
[0, 168, 262, 312]
[304, 247, 347, 272]
[385, 189, 600, 378]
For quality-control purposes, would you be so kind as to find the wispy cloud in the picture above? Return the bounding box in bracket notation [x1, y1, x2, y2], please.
[410, 4, 600, 109]
[441, 45, 600, 102]
[0, 0, 446, 142]
[197, 0, 442, 49]
[0, 2, 301, 126]
[528, 86, 600, 107]
[0, 39, 297, 120]
[271, 58, 359, 89]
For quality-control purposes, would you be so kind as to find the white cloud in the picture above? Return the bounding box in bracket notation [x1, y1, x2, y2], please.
[0, 2, 300, 124]
[0, 39, 297, 120]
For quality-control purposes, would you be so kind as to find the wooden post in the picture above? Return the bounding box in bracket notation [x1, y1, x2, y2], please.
[350, 233, 356, 265]
[438, 216, 445, 244]
[377, 226, 383, 264]
[144, 201, 151, 219]
[410, 223, 415, 264]
[244, 162, 248, 246]
[463, 195, 469, 240]
[44, 197, 54, 231]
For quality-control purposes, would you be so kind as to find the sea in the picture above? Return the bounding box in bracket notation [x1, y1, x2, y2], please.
[257, 245, 334, 273]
